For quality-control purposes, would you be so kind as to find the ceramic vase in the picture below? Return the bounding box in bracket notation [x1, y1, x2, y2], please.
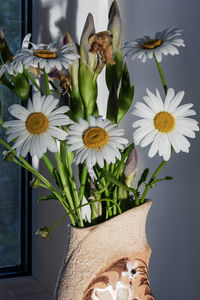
[54, 200, 154, 300]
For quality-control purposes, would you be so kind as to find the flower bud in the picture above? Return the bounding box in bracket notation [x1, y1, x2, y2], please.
[124, 147, 138, 187]
[3, 151, 15, 162]
[30, 177, 41, 188]
[80, 13, 96, 68]
[36, 227, 49, 239]
[108, 1, 122, 52]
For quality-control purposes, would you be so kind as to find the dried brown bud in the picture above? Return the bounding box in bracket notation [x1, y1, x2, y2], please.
[36, 227, 49, 239]
[88, 30, 115, 65]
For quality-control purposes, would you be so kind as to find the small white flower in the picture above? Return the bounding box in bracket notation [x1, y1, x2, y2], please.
[122, 261, 140, 280]
[3, 92, 71, 159]
[91, 282, 134, 300]
[67, 116, 128, 168]
[13, 34, 79, 73]
[0, 34, 31, 77]
[122, 28, 185, 63]
[132, 88, 199, 161]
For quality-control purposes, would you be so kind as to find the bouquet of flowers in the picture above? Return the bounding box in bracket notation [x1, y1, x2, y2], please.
[0, 1, 198, 238]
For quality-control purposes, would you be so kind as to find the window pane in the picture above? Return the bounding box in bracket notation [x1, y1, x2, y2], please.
[0, 0, 21, 268]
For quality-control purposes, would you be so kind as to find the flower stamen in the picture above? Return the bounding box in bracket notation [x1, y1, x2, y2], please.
[26, 112, 49, 134]
[83, 127, 109, 148]
[141, 38, 163, 49]
[34, 49, 57, 59]
[154, 111, 175, 133]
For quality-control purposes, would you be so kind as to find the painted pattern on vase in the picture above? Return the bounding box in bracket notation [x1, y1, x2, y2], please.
[83, 257, 154, 300]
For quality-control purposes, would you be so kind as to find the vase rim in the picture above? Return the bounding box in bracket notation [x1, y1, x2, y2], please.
[71, 199, 152, 231]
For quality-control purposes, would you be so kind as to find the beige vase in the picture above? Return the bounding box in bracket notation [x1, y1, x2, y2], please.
[54, 200, 154, 300]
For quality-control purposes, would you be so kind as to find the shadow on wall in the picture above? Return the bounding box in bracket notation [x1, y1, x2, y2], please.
[37, 0, 78, 42]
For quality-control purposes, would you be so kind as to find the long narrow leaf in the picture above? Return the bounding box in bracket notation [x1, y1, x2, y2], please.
[38, 194, 57, 202]
[137, 168, 149, 188]
[102, 169, 137, 197]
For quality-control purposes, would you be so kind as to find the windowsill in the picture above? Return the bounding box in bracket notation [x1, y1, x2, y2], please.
[0, 276, 52, 300]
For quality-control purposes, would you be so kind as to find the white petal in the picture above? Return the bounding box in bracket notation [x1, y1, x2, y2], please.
[140, 129, 157, 147]
[164, 88, 175, 111]
[148, 132, 161, 158]
[32, 92, 43, 111]
[133, 126, 154, 145]
[43, 133, 58, 152]
[167, 91, 184, 112]
[8, 104, 29, 121]
[134, 102, 155, 118]
[47, 126, 68, 140]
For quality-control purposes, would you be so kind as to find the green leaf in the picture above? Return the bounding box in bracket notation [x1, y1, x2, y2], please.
[69, 90, 84, 122]
[79, 62, 97, 118]
[10, 72, 30, 102]
[114, 143, 134, 177]
[106, 50, 123, 91]
[137, 168, 149, 188]
[106, 82, 118, 123]
[92, 102, 99, 117]
[38, 194, 57, 202]
[117, 63, 134, 123]
[0, 28, 13, 63]
[149, 176, 173, 188]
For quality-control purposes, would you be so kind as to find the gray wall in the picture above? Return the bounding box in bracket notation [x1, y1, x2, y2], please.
[34, 0, 200, 299]
[118, 0, 200, 299]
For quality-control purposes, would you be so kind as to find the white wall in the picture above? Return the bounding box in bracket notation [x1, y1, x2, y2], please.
[33, 0, 200, 299]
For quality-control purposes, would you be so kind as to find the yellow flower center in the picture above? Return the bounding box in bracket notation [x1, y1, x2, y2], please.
[34, 49, 57, 59]
[83, 127, 109, 149]
[141, 38, 163, 49]
[26, 112, 49, 134]
[154, 112, 175, 133]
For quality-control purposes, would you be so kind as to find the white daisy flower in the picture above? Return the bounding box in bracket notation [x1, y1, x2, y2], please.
[0, 34, 31, 77]
[3, 92, 71, 159]
[132, 88, 199, 161]
[122, 28, 185, 63]
[91, 282, 134, 300]
[67, 116, 128, 168]
[122, 260, 140, 280]
[14, 34, 79, 73]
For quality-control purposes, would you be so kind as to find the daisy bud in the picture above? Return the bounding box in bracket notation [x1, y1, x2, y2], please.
[108, 1, 122, 52]
[3, 151, 15, 162]
[106, 2, 123, 91]
[36, 227, 49, 239]
[124, 147, 138, 187]
[30, 177, 41, 188]
[80, 13, 96, 67]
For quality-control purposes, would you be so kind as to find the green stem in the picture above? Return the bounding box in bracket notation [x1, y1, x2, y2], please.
[0, 138, 76, 222]
[78, 163, 88, 204]
[44, 69, 50, 95]
[41, 153, 55, 176]
[24, 69, 44, 95]
[140, 159, 167, 204]
[54, 152, 75, 209]
[153, 54, 168, 95]
[61, 144, 84, 227]
[49, 197, 122, 233]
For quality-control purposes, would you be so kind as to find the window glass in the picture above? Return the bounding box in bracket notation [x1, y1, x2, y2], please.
[0, 0, 22, 268]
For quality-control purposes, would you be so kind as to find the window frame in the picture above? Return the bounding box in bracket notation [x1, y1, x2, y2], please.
[0, 0, 32, 279]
